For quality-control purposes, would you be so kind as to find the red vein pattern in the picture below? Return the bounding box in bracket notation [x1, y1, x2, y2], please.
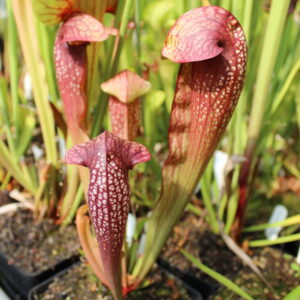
[33, 0, 118, 25]
[33, 0, 74, 25]
[140, 6, 247, 278]
[108, 98, 142, 141]
[101, 70, 151, 141]
[161, 5, 247, 205]
[54, 13, 117, 141]
[64, 131, 151, 298]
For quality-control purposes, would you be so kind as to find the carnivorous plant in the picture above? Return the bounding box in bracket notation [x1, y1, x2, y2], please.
[67, 5, 247, 299]
[65, 131, 151, 299]
[36, 2, 247, 299]
[101, 70, 151, 141]
[134, 5, 247, 281]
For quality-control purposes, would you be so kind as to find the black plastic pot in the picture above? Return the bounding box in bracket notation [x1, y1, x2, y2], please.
[29, 260, 211, 300]
[272, 231, 300, 257]
[0, 251, 79, 300]
[28, 262, 81, 300]
[282, 239, 300, 257]
[157, 258, 218, 300]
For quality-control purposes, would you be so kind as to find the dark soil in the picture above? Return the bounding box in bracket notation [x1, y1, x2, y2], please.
[1, 204, 299, 299]
[0, 191, 11, 206]
[0, 208, 80, 274]
[32, 258, 193, 300]
[162, 212, 243, 286]
[211, 247, 300, 300]
[161, 212, 300, 299]
[31, 259, 108, 300]
[128, 266, 193, 300]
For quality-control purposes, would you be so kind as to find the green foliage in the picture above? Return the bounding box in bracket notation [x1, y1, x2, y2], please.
[182, 249, 254, 300]
[291, 263, 300, 278]
[284, 285, 300, 300]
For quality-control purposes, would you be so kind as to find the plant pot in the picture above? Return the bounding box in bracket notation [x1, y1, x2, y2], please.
[0, 208, 81, 299]
[161, 213, 243, 298]
[28, 261, 85, 300]
[281, 233, 300, 257]
[29, 260, 113, 300]
[157, 257, 217, 300]
[29, 258, 202, 300]
[210, 247, 300, 300]
[0, 252, 79, 300]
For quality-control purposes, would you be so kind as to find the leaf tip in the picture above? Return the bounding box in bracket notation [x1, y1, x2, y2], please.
[162, 6, 236, 63]
[64, 142, 89, 167]
[101, 70, 151, 103]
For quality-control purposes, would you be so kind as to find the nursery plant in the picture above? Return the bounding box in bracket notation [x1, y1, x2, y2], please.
[64, 3, 248, 299]
[65, 131, 151, 299]
[0, 0, 125, 220]
[193, 0, 300, 251]
[133, 3, 247, 281]
[101, 70, 151, 141]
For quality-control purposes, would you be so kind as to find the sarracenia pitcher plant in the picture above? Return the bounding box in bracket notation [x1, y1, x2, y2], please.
[28, 0, 122, 220]
[65, 131, 151, 299]
[64, 5, 247, 299]
[133, 5, 247, 281]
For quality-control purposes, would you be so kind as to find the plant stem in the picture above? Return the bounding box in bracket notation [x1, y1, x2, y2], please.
[62, 184, 84, 226]
[249, 233, 300, 247]
[269, 57, 300, 115]
[35, 22, 59, 103]
[243, 214, 300, 232]
[0, 141, 36, 194]
[182, 250, 254, 300]
[6, 0, 20, 137]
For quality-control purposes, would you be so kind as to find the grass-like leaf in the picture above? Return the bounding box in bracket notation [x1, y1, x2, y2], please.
[236, 0, 290, 238]
[244, 214, 300, 233]
[181, 249, 254, 300]
[249, 233, 300, 248]
[12, 0, 58, 166]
